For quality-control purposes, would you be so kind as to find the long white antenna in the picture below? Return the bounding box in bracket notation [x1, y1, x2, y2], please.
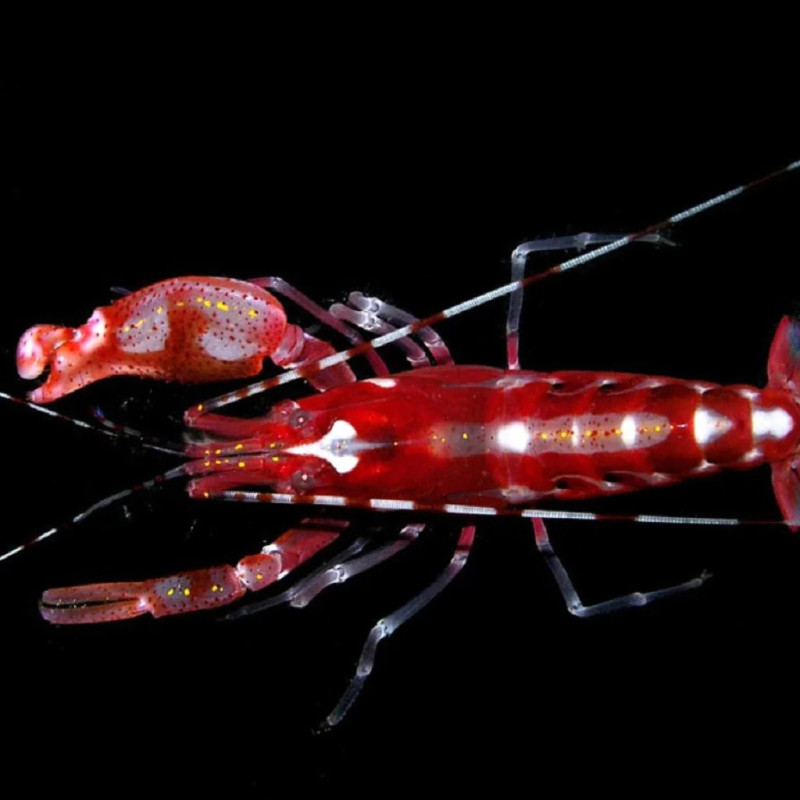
[185, 160, 800, 423]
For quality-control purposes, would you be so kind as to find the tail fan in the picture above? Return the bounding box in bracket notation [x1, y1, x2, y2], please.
[767, 316, 800, 530]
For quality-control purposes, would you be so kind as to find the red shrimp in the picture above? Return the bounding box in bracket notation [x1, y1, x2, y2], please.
[5, 159, 799, 729]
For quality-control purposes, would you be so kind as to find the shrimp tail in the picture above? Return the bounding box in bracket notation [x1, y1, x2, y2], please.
[767, 316, 800, 530]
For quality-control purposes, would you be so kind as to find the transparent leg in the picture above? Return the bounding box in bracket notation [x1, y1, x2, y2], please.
[330, 291, 453, 366]
[507, 232, 672, 369]
[532, 518, 710, 618]
[319, 524, 475, 730]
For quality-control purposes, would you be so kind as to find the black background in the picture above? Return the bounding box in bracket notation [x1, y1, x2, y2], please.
[3, 71, 799, 792]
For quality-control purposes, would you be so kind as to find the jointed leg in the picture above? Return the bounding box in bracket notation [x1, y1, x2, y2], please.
[319, 523, 475, 730]
[330, 291, 453, 367]
[248, 276, 390, 388]
[39, 519, 350, 623]
[224, 523, 424, 618]
[331, 301, 430, 368]
[507, 233, 672, 369]
[532, 518, 709, 617]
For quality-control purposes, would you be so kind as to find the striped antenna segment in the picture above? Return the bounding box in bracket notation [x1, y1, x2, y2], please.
[0, 465, 187, 564]
[186, 160, 800, 420]
[203, 489, 799, 530]
[0, 392, 183, 456]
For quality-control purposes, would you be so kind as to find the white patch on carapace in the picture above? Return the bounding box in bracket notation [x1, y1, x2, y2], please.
[737, 387, 759, 401]
[492, 412, 669, 455]
[364, 378, 397, 388]
[693, 407, 733, 446]
[117, 303, 170, 355]
[752, 407, 794, 440]
[496, 422, 530, 453]
[620, 415, 637, 447]
[692, 459, 716, 474]
[285, 419, 360, 474]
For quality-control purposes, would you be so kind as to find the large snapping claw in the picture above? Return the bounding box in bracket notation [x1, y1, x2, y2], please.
[17, 277, 288, 403]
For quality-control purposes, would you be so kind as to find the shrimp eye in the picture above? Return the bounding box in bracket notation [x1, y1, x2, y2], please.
[290, 409, 310, 429]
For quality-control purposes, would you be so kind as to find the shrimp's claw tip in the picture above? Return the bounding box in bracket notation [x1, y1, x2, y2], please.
[40, 566, 249, 624]
[16, 324, 72, 380]
[40, 583, 149, 624]
[16, 321, 100, 403]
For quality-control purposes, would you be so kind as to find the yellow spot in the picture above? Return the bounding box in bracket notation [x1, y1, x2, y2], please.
[272, 456, 280, 462]
[248, 308, 258, 317]
[203, 491, 210, 499]
[196, 296, 204, 303]
[462, 432, 469, 440]
[216, 301, 229, 311]
[156, 305, 164, 315]
[540, 432, 549, 440]
[211, 585, 219, 593]
[176, 301, 184, 307]
[204, 461, 211, 467]
[654, 425, 662, 432]
[584, 430, 592, 438]
[122, 325, 130, 333]
[215, 449, 222, 455]
[183, 588, 191, 597]
[269, 442, 276, 449]
[238, 461, 246, 468]
[197, 404, 204, 412]
[215, 459, 222, 465]
[256, 573, 264, 581]
[133, 318, 146, 328]
[204, 300, 211, 308]
[614, 429, 622, 435]
[234, 443, 244, 450]
[560, 431, 568, 439]
[440, 437, 446, 443]
[167, 588, 175, 597]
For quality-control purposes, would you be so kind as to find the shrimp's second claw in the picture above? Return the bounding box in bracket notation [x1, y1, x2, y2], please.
[39, 566, 248, 624]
